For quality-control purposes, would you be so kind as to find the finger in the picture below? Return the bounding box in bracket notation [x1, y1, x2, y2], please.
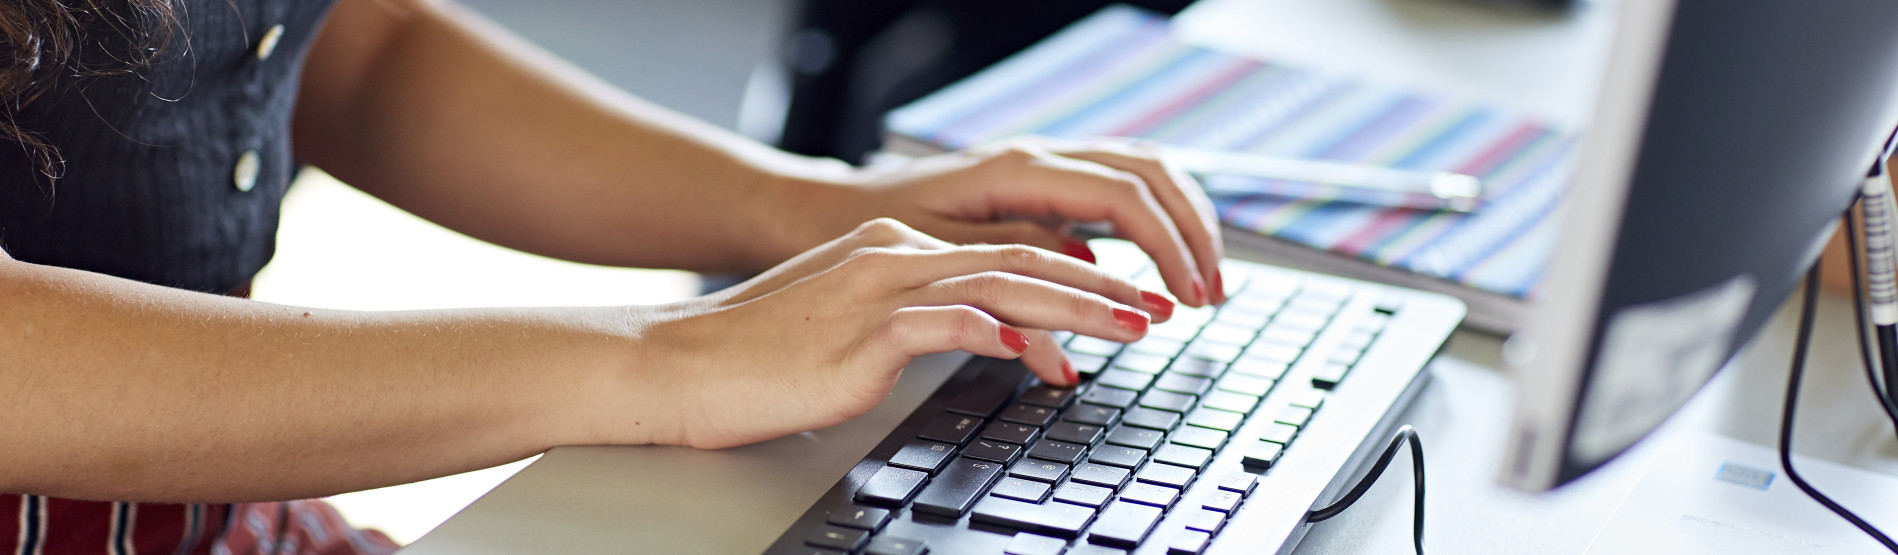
[919, 218, 1099, 264]
[850, 305, 1034, 379]
[1017, 329, 1079, 387]
[980, 145, 1211, 306]
[917, 271, 1150, 343]
[1053, 144, 1227, 304]
[863, 243, 1174, 322]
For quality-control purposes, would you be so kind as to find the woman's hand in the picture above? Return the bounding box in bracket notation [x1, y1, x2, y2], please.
[776, 137, 1227, 308]
[611, 218, 1177, 449]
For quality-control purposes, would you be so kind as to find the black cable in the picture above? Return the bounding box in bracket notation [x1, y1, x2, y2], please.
[1779, 261, 1898, 553]
[1307, 424, 1425, 555]
[1843, 208, 1898, 430]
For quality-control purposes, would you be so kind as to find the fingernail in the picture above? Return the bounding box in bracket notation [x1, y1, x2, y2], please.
[1062, 239, 1097, 264]
[1062, 358, 1080, 387]
[1191, 276, 1209, 306]
[1213, 270, 1227, 304]
[1112, 307, 1150, 334]
[999, 327, 1030, 354]
[1139, 290, 1175, 320]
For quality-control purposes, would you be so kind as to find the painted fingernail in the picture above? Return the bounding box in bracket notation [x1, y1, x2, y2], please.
[1139, 290, 1175, 320]
[999, 327, 1030, 354]
[1213, 270, 1227, 303]
[1063, 238, 1098, 264]
[1112, 307, 1150, 334]
[1062, 358, 1080, 387]
[1191, 276, 1209, 306]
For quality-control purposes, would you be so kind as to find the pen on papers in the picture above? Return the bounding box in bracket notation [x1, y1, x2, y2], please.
[1163, 147, 1487, 213]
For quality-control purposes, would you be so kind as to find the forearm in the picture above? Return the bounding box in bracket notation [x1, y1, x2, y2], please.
[0, 258, 658, 503]
[294, 0, 852, 273]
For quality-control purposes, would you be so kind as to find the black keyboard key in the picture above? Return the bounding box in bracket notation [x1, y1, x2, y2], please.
[1166, 529, 1212, 555]
[1096, 369, 1154, 391]
[1228, 358, 1289, 380]
[855, 466, 928, 507]
[1000, 403, 1060, 427]
[1052, 481, 1114, 508]
[1242, 441, 1284, 470]
[1009, 458, 1070, 484]
[1138, 390, 1197, 413]
[1088, 500, 1163, 548]
[1274, 405, 1314, 427]
[1027, 438, 1089, 465]
[917, 413, 984, 445]
[1062, 404, 1122, 428]
[1069, 462, 1131, 489]
[1203, 489, 1244, 513]
[945, 363, 1025, 417]
[991, 476, 1053, 503]
[1184, 408, 1244, 432]
[864, 536, 927, 555]
[1080, 386, 1139, 409]
[826, 505, 891, 530]
[913, 458, 1005, 517]
[971, 496, 1097, 539]
[1170, 426, 1228, 451]
[1200, 391, 1260, 415]
[1020, 385, 1076, 408]
[964, 439, 1024, 464]
[1258, 422, 1299, 444]
[1216, 375, 1274, 397]
[888, 440, 957, 473]
[1111, 352, 1170, 374]
[1119, 408, 1181, 432]
[1045, 422, 1106, 445]
[1005, 532, 1068, 555]
[1105, 425, 1167, 451]
[806, 526, 869, 552]
[1119, 482, 1179, 509]
[1217, 471, 1258, 495]
[1135, 462, 1194, 489]
[1152, 444, 1214, 471]
[1181, 508, 1226, 535]
[1167, 357, 1226, 379]
[1088, 445, 1147, 469]
[983, 422, 1040, 445]
[1153, 373, 1213, 396]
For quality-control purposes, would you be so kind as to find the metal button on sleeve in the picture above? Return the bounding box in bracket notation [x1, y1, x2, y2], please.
[256, 24, 285, 61]
[233, 150, 260, 192]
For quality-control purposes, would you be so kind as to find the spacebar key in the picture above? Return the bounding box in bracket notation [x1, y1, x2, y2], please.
[971, 497, 1096, 538]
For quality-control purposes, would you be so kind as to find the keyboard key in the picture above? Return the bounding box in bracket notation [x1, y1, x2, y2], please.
[1274, 310, 1331, 332]
[1067, 336, 1125, 357]
[1118, 481, 1179, 509]
[913, 458, 1004, 517]
[1258, 422, 1299, 444]
[1088, 501, 1164, 548]
[1135, 463, 1194, 489]
[1053, 481, 1114, 508]
[1228, 296, 1283, 318]
[1062, 404, 1122, 428]
[1009, 458, 1070, 484]
[1105, 425, 1167, 450]
[1242, 441, 1284, 470]
[1181, 508, 1226, 534]
[1045, 421, 1106, 445]
[1312, 363, 1349, 390]
[1004, 532, 1068, 555]
[1153, 373, 1213, 396]
[1095, 369, 1154, 392]
[1070, 462, 1131, 489]
[1080, 386, 1139, 409]
[917, 413, 984, 445]
[888, 440, 956, 473]
[1197, 323, 1255, 346]
[1166, 357, 1226, 379]
[1218, 471, 1258, 495]
[864, 536, 927, 555]
[1147, 322, 1201, 343]
[1275, 405, 1314, 427]
[1340, 330, 1376, 351]
[805, 526, 869, 552]
[965, 439, 1023, 464]
[1184, 341, 1243, 363]
[1229, 357, 1289, 379]
[1203, 489, 1244, 513]
[945, 364, 1024, 417]
[1216, 374, 1273, 397]
[983, 422, 1040, 445]
[1111, 352, 1171, 374]
[1200, 391, 1260, 415]
[1357, 312, 1391, 333]
[1258, 325, 1316, 348]
[827, 505, 891, 531]
[1020, 385, 1076, 409]
[971, 496, 1097, 539]
[991, 477, 1052, 503]
[1027, 438, 1089, 465]
[855, 466, 927, 507]
[1127, 336, 1186, 357]
[1088, 445, 1147, 469]
[1000, 403, 1060, 427]
[1119, 409, 1181, 432]
[1285, 387, 1327, 410]
[1152, 444, 1214, 471]
[1328, 346, 1364, 366]
[1166, 529, 1212, 555]
[1213, 309, 1269, 330]
[1185, 407, 1244, 432]
[1071, 353, 1110, 375]
[1138, 390, 1197, 413]
[1170, 426, 1228, 451]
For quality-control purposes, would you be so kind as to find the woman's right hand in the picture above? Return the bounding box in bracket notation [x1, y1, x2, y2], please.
[593, 218, 1178, 450]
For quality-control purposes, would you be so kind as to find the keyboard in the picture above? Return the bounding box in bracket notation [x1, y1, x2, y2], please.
[764, 242, 1464, 555]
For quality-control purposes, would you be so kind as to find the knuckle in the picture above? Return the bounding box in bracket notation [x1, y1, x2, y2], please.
[962, 272, 1018, 306]
[995, 244, 1048, 272]
[852, 217, 912, 244]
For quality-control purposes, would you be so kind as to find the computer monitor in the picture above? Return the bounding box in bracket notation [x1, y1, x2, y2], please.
[1501, 0, 1898, 491]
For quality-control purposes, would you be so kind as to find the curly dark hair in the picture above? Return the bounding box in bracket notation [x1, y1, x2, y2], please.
[0, 0, 178, 181]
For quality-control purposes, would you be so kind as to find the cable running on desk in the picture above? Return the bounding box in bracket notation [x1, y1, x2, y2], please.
[1306, 424, 1426, 555]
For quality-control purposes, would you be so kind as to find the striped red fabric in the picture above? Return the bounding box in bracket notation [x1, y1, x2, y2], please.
[0, 495, 399, 555]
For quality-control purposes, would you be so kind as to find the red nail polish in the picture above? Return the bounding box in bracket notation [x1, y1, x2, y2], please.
[1213, 270, 1226, 303]
[1191, 276, 1208, 306]
[1139, 290, 1175, 320]
[1062, 239, 1098, 264]
[999, 327, 1030, 354]
[1062, 358, 1080, 386]
[1112, 308, 1149, 334]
